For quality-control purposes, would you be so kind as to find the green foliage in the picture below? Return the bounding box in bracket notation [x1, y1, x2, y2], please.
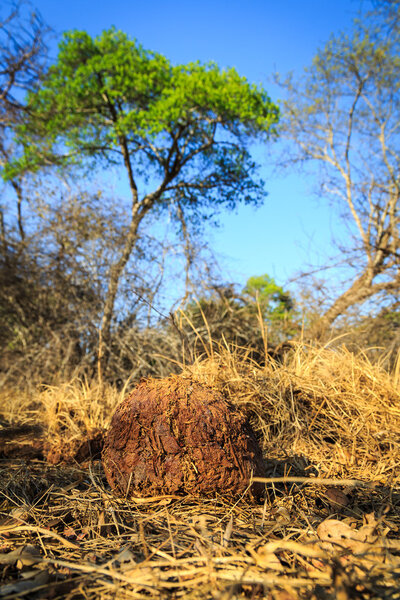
[244, 274, 294, 322]
[5, 27, 279, 220]
[176, 276, 298, 360]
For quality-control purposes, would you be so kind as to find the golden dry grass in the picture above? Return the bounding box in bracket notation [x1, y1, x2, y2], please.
[0, 342, 399, 599]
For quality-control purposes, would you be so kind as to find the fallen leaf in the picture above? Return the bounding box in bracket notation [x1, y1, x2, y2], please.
[10, 507, 29, 523]
[63, 527, 76, 539]
[0, 544, 41, 566]
[76, 528, 89, 541]
[317, 519, 363, 553]
[358, 512, 379, 543]
[112, 545, 136, 565]
[46, 517, 62, 528]
[324, 488, 349, 508]
[316, 516, 384, 567]
[275, 506, 291, 523]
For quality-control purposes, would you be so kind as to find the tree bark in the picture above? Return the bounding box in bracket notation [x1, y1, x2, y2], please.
[98, 207, 141, 378]
[11, 179, 25, 242]
[310, 269, 400, 340]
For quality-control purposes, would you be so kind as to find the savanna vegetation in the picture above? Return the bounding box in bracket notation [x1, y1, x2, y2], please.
[0, 1, 399, 598]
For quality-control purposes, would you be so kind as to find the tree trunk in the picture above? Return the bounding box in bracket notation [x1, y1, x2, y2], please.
[310, 271, 374, 340]
[97, 211, 141, 379]
[11, 180, 25, 242]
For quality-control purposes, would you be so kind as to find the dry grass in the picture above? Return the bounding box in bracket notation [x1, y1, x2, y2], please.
[185, 343, 400, 482]
[0, 342, 399, 599]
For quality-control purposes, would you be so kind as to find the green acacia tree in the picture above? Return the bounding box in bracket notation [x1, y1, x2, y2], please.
[6, 28, 279, 370]
[244, 274, 298, 342]
[244, 274, 294, 322]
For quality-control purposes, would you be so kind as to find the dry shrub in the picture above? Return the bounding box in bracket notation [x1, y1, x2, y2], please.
[0, 379, 124, 462]
[37, 379, 122, 442]
[0, 387, 37, 424]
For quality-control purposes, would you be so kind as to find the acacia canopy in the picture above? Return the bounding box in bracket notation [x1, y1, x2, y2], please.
[9, 27, 278, 216]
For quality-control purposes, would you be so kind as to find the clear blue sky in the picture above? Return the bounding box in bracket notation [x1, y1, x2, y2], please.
[30, 0, 371, 293]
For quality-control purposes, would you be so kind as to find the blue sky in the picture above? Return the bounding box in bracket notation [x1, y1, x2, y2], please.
[29, 0, 371, 293]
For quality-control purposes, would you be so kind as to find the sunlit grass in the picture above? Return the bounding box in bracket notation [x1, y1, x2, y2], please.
[0, 341, 399, 599]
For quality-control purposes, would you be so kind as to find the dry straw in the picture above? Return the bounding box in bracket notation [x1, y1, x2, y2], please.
[1, 341, 400, 598]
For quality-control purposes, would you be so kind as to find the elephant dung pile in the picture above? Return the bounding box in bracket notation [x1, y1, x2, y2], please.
[102, 375, 265, 499]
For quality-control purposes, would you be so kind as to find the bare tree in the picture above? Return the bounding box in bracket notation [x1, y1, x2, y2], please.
[0, 1, 49, 243]
[277, 2, 400, 337]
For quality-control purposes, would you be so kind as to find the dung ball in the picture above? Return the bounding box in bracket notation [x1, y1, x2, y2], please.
[102, 375, 265, 499]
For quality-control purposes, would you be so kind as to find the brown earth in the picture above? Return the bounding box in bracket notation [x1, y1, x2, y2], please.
[102, 375, 266, 499]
